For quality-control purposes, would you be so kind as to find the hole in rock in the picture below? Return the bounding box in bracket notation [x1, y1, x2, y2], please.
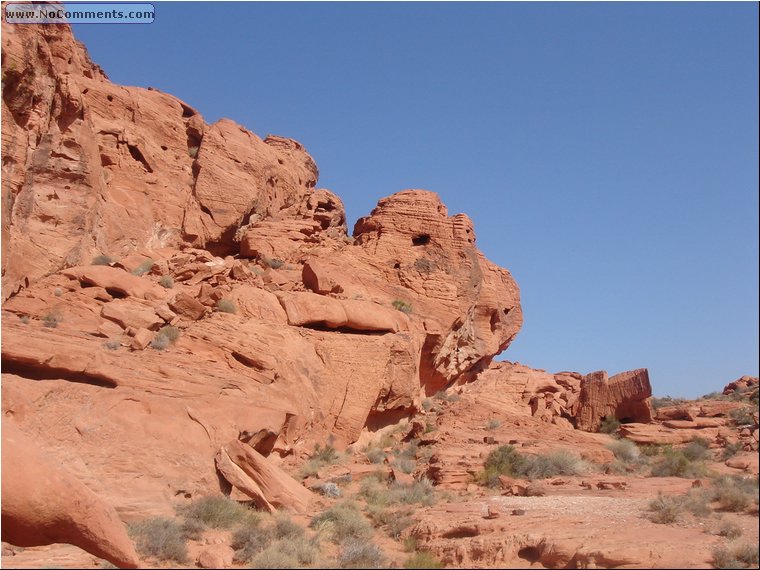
[412, 234, 430, 246]
[518, 546, 542, 564]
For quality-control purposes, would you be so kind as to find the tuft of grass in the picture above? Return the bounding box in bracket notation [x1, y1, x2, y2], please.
[131, 259, 155, 276]
[650, 448, 708, 478]
[310, 502, 373, 544]
[607, 439, 641, 463]
[718, 521, 743, 539]
[599, 415, 621, 435]
[92, 254, 113, 266]
[392, 299, 412, 314]
[128, 517, 188, 563]
[338, 539, 386, 569]
[158, 275, 174, 289]
[231, 523, 273, 564]
[42, 312, 62, 328]
[178, 495, 255, 529]
[485, 419, 501, 430]
[151, 325, 180, 351]
[405, 551, 445, 569]
[216, 298, 237, 314]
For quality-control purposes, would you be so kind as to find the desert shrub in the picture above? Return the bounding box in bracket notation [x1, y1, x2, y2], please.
[479, 446, 588, 484]
[712, 543, 759, 569]
[249, 546, 298, 569]
[178, 495, 253, 529]
[92, 254, 113, 265]
[310, 502, 372, 543]
[312, 443, 339, 463]
[231, 524, 274, 563]
[425, 421, 437, 433]
[131, 259, 155, 276]
[393, 458, 416, 474]
[647, 490, 711, 524]
[128, 517, 188, 563]
[19, 315, 30, 324]
[683, 437, 712, 461]
[392, 299, 412, 314]
[639, 443, 669, 457]
[434, 391, 460, 403]
[405, 551, 445, 569]
[42, 312, 62, 328]
[651, 396, 686, 409]
[314, 482, 341, 498]
[485, 419, 501, 430]
[721, 442, 744, 460]
[599, 415, 621, 435]
[151, 325, 180, 350]
[711, 476, 759, 512]
[179, 517, 206, 540]
[365, 447, 386, 464]
[104, 340, 120, 350]
[421, 398, 435, 412]
[387, 479, 436, 506]
[729, 407, 756, 426]
[158, 275, 174, 288]
[718, 521, 743, 539]
[607, 439, 641, 463]
[272, 513, 304, 540]
[216, 298, 237, 314]
[338, 539, 386, 569]
[188, 146, 199, 158]
[650, 448, 707, 478]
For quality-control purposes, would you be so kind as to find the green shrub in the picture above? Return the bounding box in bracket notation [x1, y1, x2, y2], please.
[607, 439, 640, 463]
[216, 298, 237, 314]
[92, 254, 113, 266]
[650, 448, 707, 478]
[338, 539, 386, 569]
[128, 517, 188, 563]
[178, 495, 254, 529]
[310, 502, 372, 544]
[131, 259, 155, 276]
[158, 275, 174, 289]
[599, 415, 621, 434]
[478, 445, 588, 485]
[392, 299, 412, 314]
[712, 543, 759, 569]
[405, 551, 445, 569]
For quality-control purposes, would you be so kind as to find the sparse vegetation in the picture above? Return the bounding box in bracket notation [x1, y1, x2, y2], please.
[216, 298, 237, 314]
[647, 490, 711, 524]
[599, 415, 621, 434]
[712, 542, 759, 569]
[683, 437, 712, 461]
[42, 312, 62, 328]
[392, 299, 412, 314]
[131, 259, 155, 276]
[651, 396, 687, 409]
[717, 521, 743, 539]
[721, 442, 744, 460]
[19, 315, 30, 324]
[231, 522, 274, 564]
[711, 476, 759, 513]
[337, 539, 386, 569]
[158, 275, 174, 288]
[729, 407, 756, 426]
[365, 447, 386, 464]
[178, 495, 255, 529]
[650, 447, 708, 478]
[92, 254, 113, 265]
[485, 418, 501, 430]
[421, 398, 435, 412]
[151, 325, 180, 350]
[128, 517, 188, 563]
[477, 445, 588, 486]
[361, 477, 435, 507]
[314, 481, 341, 498]
[310, 502, 373, 543]
[405, 551, 445, 569]
[607, 438, 641, 463]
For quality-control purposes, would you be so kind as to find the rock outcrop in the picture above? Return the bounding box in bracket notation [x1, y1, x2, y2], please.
[1, 18, 522, 531]
[1, 420, 140, 568]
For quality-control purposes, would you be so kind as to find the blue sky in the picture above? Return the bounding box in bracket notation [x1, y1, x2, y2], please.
[73, 2, 759, 398]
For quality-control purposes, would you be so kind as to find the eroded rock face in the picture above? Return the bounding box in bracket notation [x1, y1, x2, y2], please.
[575, 369, 653, 432]
[1, 19, 523, 528]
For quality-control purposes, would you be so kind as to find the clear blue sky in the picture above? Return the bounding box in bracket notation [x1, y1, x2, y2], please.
[73, 2, 759, 398]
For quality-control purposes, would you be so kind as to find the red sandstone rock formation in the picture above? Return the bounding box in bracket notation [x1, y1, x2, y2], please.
[1, 421, 140, 568]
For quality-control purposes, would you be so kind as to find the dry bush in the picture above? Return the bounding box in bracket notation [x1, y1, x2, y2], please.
[128, 517, 188, 563]
[338, 539, 387, 569]
[178, 495, 256, 529]
[405, 551, 445, 569]
[712, 542, 759, 568]
[310, 501, 373, 544]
